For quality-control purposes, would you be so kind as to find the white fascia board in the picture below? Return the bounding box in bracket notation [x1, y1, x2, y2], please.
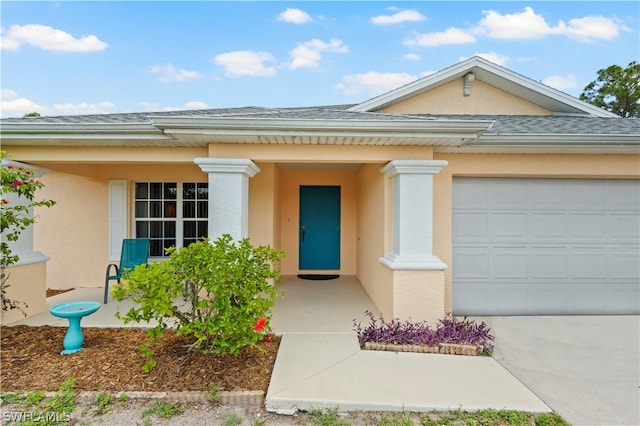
[152, 116, 494, 134]
[476, 134, 640, 145]
[0, 123, 170, 140]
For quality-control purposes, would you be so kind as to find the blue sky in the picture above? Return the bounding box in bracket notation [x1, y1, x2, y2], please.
[1, 1, 638, 118]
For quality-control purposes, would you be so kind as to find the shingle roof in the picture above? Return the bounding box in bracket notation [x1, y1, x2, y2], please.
[3, 107, 638, 136]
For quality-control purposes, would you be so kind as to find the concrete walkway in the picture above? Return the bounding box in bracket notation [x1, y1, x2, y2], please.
[6, 276, 551, 416]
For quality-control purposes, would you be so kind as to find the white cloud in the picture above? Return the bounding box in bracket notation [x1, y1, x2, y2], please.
[148, 64, 202, 83]
[52, 101, 116, 115]
[1, 89, 18, 100]
[214, 50, 277, 77]
[278, 8, 312, 24]
[405, 27, 476, 47]
[563, 16, 622, 42]
[1, 24, 108, 52]
[1, 97, 46, 118]
[476, 7, 556, 39]
[335, 71, 417, 97]
[476, 7, 624, 43]
[403, 53, 421, 61]
[460, 52, 509, 66]
[371, 10, 426, 25]
[543, 74, 578, 90]
[289, 39, 348, 70]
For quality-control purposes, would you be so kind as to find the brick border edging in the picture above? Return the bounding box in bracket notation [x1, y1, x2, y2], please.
[46, 390, 264, 406]
[364, 341, 483, 356]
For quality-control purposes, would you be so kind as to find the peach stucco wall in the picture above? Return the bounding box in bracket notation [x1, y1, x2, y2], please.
[433, 153, 640, 312]
[356, 163, 394, 319]
[380, 78, 552, 115]
[0, 261, 47, 324]
[33, 163, 206, 289]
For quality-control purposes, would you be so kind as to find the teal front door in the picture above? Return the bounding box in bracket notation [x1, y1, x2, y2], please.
[299, 186, 340, 270]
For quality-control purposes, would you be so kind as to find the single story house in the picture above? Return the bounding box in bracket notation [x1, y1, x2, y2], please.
[2, 56, 639, 324]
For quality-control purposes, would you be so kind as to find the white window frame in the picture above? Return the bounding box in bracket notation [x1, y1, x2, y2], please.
[132, 181, 208, 258]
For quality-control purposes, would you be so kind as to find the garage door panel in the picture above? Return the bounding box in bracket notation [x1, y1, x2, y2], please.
[531, 180, 568, 209]
[531, 213, 567, 240]
[453, 178, 640, 315]
[453, 248, 489, 279]
[606, 181, 640, 210]
[569, 249, 607, 279]
[490, 213, 527, 241]
[531, 248, 568, 279]
[453, 180, 488, 209]
[493, 248, 528, 278]
[491, 180, 528, 208]
[453, 212, 488, 241]
[609, 249, 640, 279]
[569, 213, 606, 240]
[609, 213, 640, 240]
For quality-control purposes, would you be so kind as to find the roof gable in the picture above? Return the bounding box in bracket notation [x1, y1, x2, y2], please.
[348, 56, 618, 118]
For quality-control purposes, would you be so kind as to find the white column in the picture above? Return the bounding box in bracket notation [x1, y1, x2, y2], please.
[380, 159, 448, 270]
[194, 158, 260, 241]
[1, 160, 51, 266]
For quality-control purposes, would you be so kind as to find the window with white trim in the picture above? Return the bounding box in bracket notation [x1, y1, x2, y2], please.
[134, 182, 208, 257]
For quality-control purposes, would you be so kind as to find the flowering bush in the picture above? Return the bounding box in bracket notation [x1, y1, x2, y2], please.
[353, 310, 494, 353]
[113, 234, 284, 371]
[1, 151, 56, 313]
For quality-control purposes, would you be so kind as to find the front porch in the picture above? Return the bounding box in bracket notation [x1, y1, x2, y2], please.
[6, 275, 380, 333]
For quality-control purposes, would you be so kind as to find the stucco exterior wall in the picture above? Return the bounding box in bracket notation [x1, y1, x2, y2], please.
[356, 163, 393, 319]
[380, 78, 552, 115]
[433, 153, 640, 311]
[34, 164, 207, 289]
[278, 168, 358, 276]
[249, 162, 280, 249]
[0, 261, 47, 324]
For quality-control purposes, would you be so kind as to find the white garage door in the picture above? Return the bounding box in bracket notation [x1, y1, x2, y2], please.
[453, 178, 640, 315]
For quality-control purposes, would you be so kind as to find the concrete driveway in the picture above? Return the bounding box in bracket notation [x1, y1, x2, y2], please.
[481, 316, 640, 426]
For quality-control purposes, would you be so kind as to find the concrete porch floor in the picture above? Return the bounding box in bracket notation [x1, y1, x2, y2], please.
[4, 275, 550, 415]
[5, 275, 378, 332]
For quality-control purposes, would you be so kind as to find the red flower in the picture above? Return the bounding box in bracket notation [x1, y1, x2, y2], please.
[12, 180, 21, 189]
[253, 317, 267, 332]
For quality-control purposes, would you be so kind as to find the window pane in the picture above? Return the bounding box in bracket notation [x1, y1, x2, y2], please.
[164, 239, 176, 251]
[150, 183, 163, 199]
[150, 201, 163, 218]
[150, 240, 163, 257]
[164, 201, 176, 218]
[197, 183, 208, 199]
[135, 183, 148, 199]
[164, 183, 177, 199]
[184, 239, 196, 247]
[164, 221, 176, 238]
[136, 221, 149, 238]
[135, 201, 148, 218]
[183, 183, 196, 199]
[183, 201, 195, 218]
[150, 221, 163, 238]
[197, 221, 208, 238]
[197, 201, 208, 218]
[184, 221, 196, 238]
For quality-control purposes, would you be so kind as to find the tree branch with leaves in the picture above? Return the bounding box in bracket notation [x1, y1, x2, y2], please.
[580, 61, 640, 118]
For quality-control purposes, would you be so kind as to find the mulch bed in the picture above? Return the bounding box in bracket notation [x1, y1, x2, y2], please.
[46, 288, 75, 298]
[0, 326, 279, 393]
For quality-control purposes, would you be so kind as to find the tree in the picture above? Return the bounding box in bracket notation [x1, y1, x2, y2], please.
[1, 151, 56, 313]
[580, 61, 640, 118]
[23, 112, 41, 117]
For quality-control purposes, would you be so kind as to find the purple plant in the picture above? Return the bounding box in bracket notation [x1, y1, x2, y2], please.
[353, 311, 494, 352]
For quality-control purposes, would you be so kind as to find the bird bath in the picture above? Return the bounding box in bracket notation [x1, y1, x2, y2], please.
[49, 301, 101, 355]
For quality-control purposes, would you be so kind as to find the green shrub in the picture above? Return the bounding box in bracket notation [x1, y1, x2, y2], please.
[114, 234, 284, 371]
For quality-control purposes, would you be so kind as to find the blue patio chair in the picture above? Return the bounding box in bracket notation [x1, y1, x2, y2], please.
[104, 238, 149, 304]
